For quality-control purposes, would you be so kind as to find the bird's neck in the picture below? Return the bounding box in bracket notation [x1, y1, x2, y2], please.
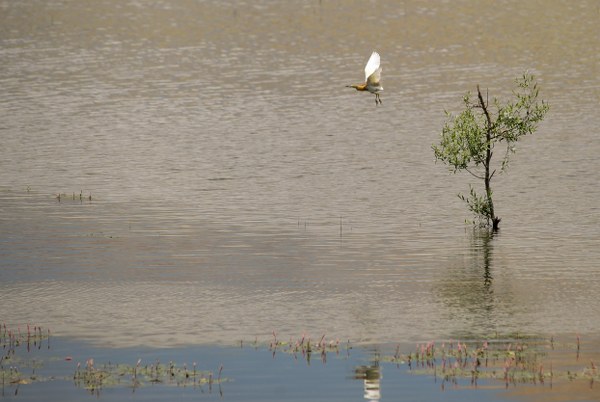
[348, 83, 368, 91]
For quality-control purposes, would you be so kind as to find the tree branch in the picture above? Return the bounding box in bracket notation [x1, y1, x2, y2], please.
[477, 85, 493, 128]
[465, 167, 485, 180]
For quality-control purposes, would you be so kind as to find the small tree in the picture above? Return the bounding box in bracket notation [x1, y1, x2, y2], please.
[433, 73, 549, 230]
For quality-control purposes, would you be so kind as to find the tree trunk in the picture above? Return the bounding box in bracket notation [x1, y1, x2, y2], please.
[477, 86, 500, 231]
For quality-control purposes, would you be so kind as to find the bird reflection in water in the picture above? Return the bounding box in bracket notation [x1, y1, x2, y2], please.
[354, 361, 381, 402]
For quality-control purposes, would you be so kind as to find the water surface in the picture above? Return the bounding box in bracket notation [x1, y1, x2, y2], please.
[1, 0, 599, 400]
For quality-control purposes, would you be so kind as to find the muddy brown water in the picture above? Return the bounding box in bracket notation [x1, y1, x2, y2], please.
[1, 0, 599, 356]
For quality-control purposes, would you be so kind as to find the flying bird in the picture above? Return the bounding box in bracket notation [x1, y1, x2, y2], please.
[346, 51, 383, 105]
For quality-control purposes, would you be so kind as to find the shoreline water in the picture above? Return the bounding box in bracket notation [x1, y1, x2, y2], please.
[2, 326, 598, 401]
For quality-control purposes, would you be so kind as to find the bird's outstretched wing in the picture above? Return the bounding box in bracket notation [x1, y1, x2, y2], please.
[367, 67, 382, 87]
[364, 51, 381, 82]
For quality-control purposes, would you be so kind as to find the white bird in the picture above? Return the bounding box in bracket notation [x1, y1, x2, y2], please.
[346, 51, 383, 105]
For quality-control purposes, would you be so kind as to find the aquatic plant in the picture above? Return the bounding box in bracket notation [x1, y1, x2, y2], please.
[1, 323, 50, 359]
[1, 323, 227, 396]
[264, 331, 348, 365]
[384, 334, 599, 390]
[72, 357, 226, 395]
[1, 324, 51, 396]
[254, 331, 599, 392]
[54, 189, 93, 203]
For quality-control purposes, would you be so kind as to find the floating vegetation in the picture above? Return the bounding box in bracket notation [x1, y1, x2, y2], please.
[1, 323, 51, 396]
[73, 357, 226, 396]
[262, 331, 349, 364]
[251, 331, 599, 392]
[55, 189, 93, 203]
[1, 323, 226, 396]
[1, 323, 51, 354]
[382, 334, 600, 390]
[2, 325, 598, 398]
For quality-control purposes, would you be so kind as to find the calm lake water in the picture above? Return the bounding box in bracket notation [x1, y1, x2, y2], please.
[1, 0, 599, 400]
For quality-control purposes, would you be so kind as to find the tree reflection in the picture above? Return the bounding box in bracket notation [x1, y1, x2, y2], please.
[481, 230, 494, 291]
[435, 228, 505, 332]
